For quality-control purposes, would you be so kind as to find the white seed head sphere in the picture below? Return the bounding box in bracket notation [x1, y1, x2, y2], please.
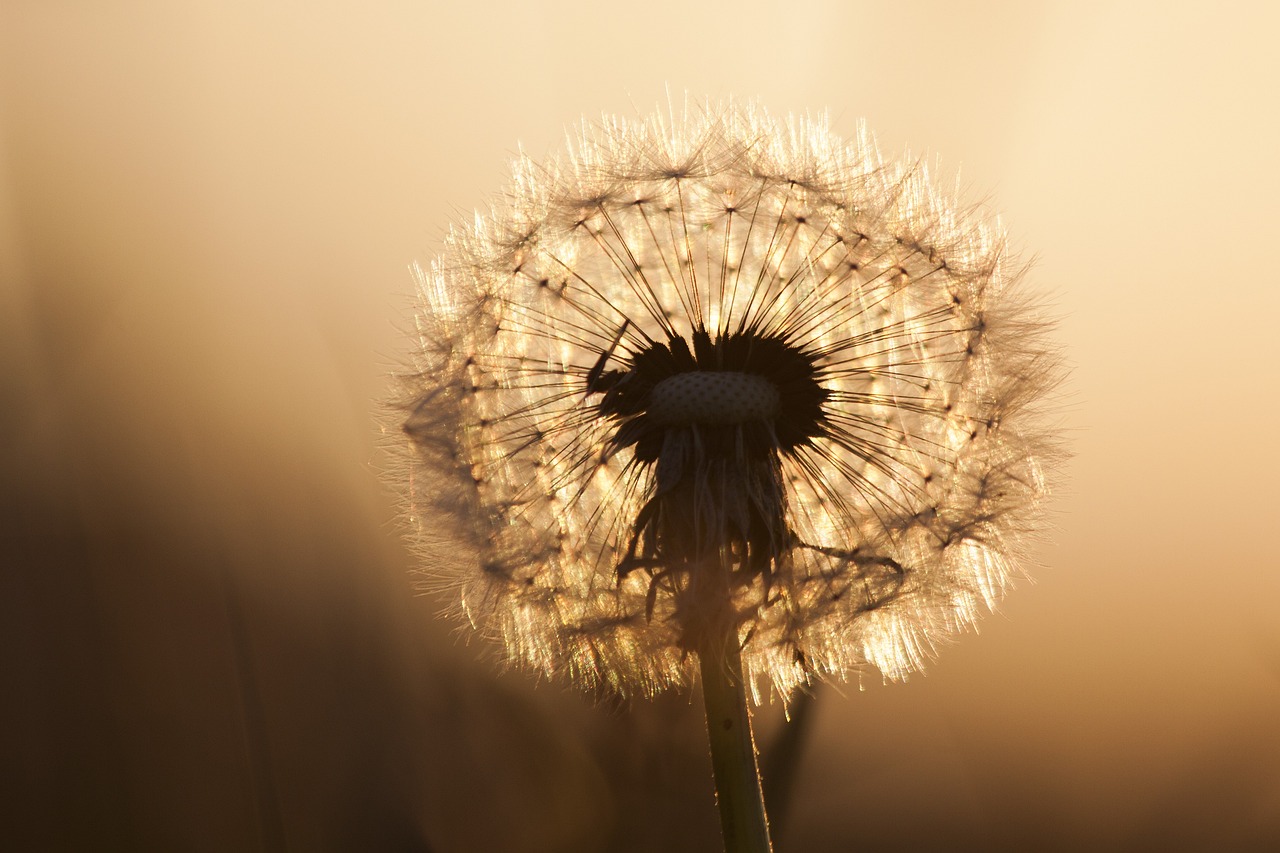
[400, 103, 1061, 700]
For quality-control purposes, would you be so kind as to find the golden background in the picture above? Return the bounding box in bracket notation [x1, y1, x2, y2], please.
[3, 2, 1277, 850]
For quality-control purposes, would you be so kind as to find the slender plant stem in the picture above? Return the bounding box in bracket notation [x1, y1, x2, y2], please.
[699, 630, 774, 853]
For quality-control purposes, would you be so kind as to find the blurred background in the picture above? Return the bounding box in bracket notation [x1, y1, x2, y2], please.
[3, 2, 1278, 850]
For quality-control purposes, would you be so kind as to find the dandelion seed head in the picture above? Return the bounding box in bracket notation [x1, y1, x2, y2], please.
[399, 102, 1061, 700]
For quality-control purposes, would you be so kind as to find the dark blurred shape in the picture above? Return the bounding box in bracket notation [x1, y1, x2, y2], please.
[761, 687, 818, 838]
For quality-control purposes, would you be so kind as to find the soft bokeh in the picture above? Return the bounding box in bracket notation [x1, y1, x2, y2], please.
[3, 2, 1277, 851]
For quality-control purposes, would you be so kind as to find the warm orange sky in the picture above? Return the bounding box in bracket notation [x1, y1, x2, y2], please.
[4, 3, 1278, 850]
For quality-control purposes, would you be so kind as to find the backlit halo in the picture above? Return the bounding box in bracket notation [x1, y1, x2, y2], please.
[400, 104, 1059, 700]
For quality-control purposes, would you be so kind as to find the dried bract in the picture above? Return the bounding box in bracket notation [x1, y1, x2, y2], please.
[399, 104, 1060, 699]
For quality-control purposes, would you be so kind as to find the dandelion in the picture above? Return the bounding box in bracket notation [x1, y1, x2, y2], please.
[399, 102, 1059, 851]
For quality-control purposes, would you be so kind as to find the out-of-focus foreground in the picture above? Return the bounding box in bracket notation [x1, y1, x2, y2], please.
[3, 3, 1279, 851]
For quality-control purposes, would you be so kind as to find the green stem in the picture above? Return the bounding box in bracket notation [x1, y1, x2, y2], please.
[699, 631, 774, 853]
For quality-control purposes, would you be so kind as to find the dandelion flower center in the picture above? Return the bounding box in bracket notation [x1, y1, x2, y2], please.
[648, 371, 780, 426]
[584, 328, 831, 592]
[591, 329, 830, 467]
